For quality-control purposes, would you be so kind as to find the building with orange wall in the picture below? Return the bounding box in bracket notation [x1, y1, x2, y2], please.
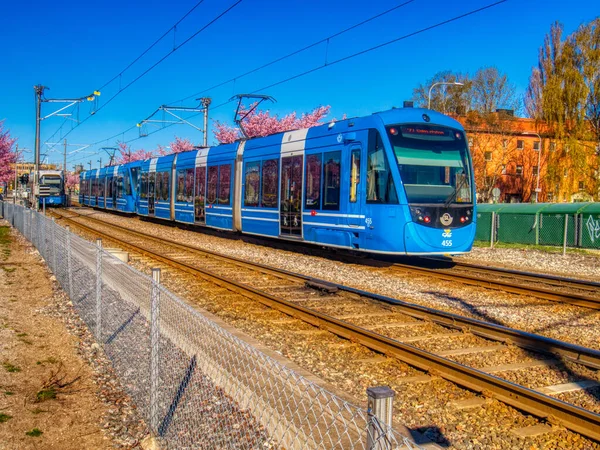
[453, 111, 599, 203]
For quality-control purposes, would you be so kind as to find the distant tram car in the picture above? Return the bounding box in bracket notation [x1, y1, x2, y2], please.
[35, 170, 66, 207]
[80, 107, 476, 255]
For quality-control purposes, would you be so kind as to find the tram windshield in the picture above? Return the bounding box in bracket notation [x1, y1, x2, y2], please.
[386, 124, 472, 204]
[40, 175, 63, 194]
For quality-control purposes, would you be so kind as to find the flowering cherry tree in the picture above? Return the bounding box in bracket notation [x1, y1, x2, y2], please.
[166, 137, 194, 154]
[0, 121, 17, 185]
[115, 142, 155, 164]
[214, 104, 332, 144]
[65, 172, 80, 192]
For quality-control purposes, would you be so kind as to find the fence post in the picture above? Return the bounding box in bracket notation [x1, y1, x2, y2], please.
[43, 197, 46, 215]
[366, 386, 395, 450]
[150, 268, 161, 433]
[96, 238, 103, 340]
[51, 218, 57, 272]
[66, 226, 73, 299]
[490, 212, 496, 249]
[563, 214, 569, 256]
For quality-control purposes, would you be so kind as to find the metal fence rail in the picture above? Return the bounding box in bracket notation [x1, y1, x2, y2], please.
[0, 202, 421, 450]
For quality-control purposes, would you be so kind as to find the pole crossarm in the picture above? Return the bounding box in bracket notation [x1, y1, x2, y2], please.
[136, 99, 212, 141]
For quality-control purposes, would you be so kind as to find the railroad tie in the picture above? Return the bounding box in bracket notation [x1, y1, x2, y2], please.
[537, 380, 600, 395]
[437, 344, 505, 357]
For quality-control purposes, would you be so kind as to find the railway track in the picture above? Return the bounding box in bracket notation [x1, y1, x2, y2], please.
[49, 208, 600, 443]
[390, 258, 600, 310]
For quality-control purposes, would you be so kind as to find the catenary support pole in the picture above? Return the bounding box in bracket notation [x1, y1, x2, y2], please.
[150, 268, 161, 432]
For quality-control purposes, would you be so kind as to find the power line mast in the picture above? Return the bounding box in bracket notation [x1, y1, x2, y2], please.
[32, 85, 100, 209]
[136, 97, 212, 146]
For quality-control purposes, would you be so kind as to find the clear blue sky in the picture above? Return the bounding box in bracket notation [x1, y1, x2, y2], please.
[0, 0, 597, 170]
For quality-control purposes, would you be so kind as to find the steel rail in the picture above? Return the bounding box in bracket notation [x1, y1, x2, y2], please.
[50, 209, 600, 442]
[52, 209, 600, 369]
[391, 262, 600, 310]
[427, 257, 600, 290]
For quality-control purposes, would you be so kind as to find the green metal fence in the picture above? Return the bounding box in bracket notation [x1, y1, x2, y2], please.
[475, 202, 600, 251]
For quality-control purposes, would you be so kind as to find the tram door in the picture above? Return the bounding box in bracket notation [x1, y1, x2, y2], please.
[347, 146, 364, 227]
[101, 179, 107, 208]
[280, 155, 303, 237]
[148, 172, 156, 216]
[112, 177, 118, 209]
[194, 166, 206, 224]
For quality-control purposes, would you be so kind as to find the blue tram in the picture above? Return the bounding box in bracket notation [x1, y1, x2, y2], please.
[80, 107, 476, 255]
[37, 170, 67, 207]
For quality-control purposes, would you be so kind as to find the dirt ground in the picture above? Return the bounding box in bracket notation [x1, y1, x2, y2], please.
[0, 223, 118, 449]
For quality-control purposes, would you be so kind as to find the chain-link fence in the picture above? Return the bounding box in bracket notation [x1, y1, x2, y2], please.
[0, 202, 422, 450]
[476, 203, 600, 253]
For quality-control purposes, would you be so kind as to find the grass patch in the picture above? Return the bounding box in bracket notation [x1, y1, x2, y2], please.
[0, 227, 10, 260]
[16, 332, 27, 337]
[36, 357, 58, 366]
[473, 240, 599, 255]
[4, 391, 14, 396]
[25, 428, 43, 437]
[2, 362, 20, 373]
[0, 413, 12, 423]
[35, 388, 56, 402]
[1, 266, 15, 273]
[30, 408, 47, 415]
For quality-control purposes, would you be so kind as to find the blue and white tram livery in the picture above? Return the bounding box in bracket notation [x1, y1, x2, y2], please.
[82, 107, 476, 255]
[38, 170, 66, 207]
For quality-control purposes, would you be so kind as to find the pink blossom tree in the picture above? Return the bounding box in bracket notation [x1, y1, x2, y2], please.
[214, 104, 332, 144]
[0, 121, 17, 185]
[163, 137, 194, 155]
[115, 142, 155, 164]
[65, 172, 80, 192]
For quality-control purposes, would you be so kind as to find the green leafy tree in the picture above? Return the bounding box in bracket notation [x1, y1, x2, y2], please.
[525, 19, 600, 200]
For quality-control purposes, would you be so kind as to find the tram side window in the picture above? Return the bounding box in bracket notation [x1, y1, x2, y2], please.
[124, 173, 131, 196]
[367, 130, 398, 204]
[323, 151, 341, 210]
[261, 159, 278, 208]
[130, 168, 139, 194]
[140, 172, 148, 199]
[244, 162, 260, 207]
[218, 164, 231, 205]
[195, 167, 206, 203]
[184, 168, 194, 202]
[350, 149, 360, 203]
[117, 176, 123, 198]
[305, 154, 322, 210]
[207, 166, 218, 204]
[159, 172, 170, 201]
[177, 169, 186, 202]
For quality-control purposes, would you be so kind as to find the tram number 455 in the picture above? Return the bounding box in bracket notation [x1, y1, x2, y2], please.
[441, 240, 453, 247]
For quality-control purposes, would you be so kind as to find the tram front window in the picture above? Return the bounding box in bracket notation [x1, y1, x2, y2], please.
[40, 176, 62, 195]
[386, 124, 472, 205]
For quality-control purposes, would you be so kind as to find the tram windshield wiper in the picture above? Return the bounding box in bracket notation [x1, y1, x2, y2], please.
[444, 175, 468, 208]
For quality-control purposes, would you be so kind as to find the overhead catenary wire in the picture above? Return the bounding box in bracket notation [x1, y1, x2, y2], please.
[43, 0, 244, 161]
[43, 0, 208, 150]
[81, 0, 509, 163]
[169, 0, 417, 105]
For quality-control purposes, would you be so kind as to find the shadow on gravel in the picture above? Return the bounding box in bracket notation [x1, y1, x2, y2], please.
[422, 291, 511, 327]
[423, 292, 600, 407]
[410, 425, 451, 447]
